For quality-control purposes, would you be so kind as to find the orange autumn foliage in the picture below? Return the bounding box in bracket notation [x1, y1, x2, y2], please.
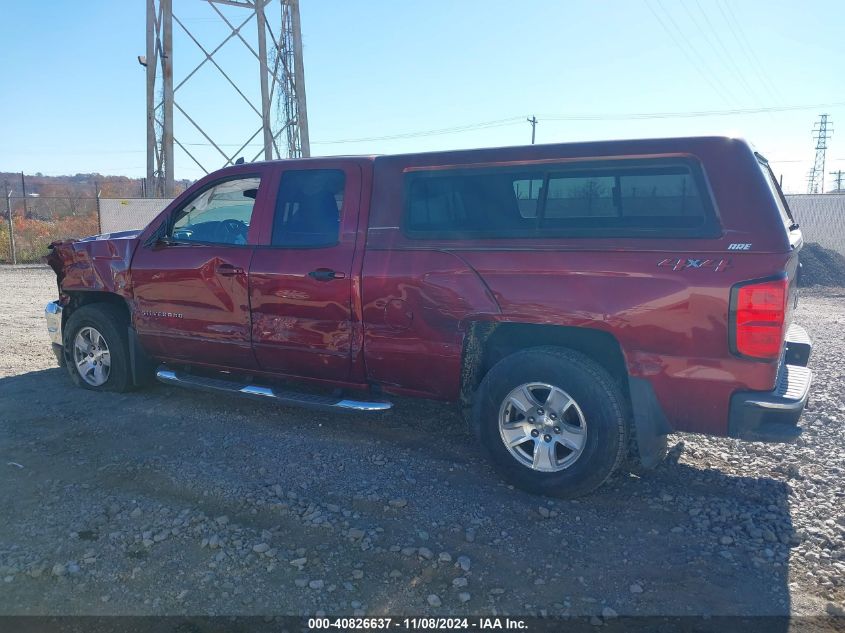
[0, 213, 100, 263]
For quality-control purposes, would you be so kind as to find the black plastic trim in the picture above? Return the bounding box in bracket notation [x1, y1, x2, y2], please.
[784, 323, 812, 367]
[51, 343, 65, 367]
[628, 377, 673, 468]
[128, 326, 156, 387]
[728, 363, 812, 443]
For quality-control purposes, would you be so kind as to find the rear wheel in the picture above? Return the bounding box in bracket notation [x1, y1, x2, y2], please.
[63, 304, 132, 392]
[472, 347, 628, 498]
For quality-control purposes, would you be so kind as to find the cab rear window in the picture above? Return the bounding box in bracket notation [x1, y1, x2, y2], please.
[405, 159, 718, 239]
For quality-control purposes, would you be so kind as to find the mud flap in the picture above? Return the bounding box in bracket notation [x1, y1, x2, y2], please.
[128, 326, 156, 387]
[51, 343, 65, 367]
[628, 377, 672, 468]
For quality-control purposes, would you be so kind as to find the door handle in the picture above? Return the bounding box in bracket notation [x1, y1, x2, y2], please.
[216, 263, 244, 276]
[308, 268, 345, 282]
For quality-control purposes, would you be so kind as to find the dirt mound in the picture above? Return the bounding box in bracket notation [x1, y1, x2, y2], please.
[799, 242, 845, 287]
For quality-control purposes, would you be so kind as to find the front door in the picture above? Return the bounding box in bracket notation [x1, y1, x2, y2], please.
[249, 165, 360, 381]
[132, 173, 269, 369]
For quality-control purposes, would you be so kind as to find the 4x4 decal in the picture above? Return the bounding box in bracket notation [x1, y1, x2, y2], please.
[658, 258, 732, 272]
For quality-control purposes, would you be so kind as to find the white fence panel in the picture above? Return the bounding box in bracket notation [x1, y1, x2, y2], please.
[100, 198, 173, 234]
[786, 194, 845, 256]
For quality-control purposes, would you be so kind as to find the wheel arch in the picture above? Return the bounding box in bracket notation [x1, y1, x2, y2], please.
[460, 320, 673, 469]
[62, 290, 131, 330]
[460, 321, 631, 409]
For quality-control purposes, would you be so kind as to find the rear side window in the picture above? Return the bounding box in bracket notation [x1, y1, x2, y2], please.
[408, 170, 543, 233]
[271, 169, 345, 247]
[405, 160, 716, 238]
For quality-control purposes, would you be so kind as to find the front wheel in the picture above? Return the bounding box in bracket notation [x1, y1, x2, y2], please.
[472, 347, 628, 498]
[63, 304, 132, 392]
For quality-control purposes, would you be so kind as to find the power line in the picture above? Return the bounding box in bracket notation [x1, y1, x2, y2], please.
[539, 101, 845, 121]
[642, 0, 729, 105]
[309, 101, 845, 146]
[687, 0, 761, 106]
[715, 0, 783, 105]
[11, 102, 845, 165]
[645, 0, 738, 106]
[311, 117, 524, 145]
[769, 157, 845, 163]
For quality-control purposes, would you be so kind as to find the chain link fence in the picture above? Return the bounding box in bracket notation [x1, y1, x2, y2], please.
[99, 198, 173, 234]
[1, 196, 173, 264]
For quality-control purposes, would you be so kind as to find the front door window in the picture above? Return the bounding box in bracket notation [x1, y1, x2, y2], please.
[170, 177, 261, 246]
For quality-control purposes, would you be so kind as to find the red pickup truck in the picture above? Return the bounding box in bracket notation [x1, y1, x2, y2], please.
[45, 136, 813, 497]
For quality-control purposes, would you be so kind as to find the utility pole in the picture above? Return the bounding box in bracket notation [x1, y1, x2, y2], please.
[144, 0, 174, 196]
[289, 0, 310, 157]
[255, 1, 273, 161]
[94, 182, 102, 234]
[142, 0, 310, 193]
[4, 182, 16, 265]
[527, 116, 538, 145]
[145, 0, 156, 196]
[19, 172, 27, 218]
[807, 114, 833, 194]
[162, 0, 174, 196]
[277, 0, 310, 157]
[830, 170, 844, 192]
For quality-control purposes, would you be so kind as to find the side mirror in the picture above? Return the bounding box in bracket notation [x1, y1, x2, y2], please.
[145, 234, 174, 249]
[143, 221, 169, 248]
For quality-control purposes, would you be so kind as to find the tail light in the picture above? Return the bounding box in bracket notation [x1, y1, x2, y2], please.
[730, 277, 788, 360]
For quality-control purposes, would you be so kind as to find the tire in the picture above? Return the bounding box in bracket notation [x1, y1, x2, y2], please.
[63, 304, 132, 393]
[471, 346, 628, 498]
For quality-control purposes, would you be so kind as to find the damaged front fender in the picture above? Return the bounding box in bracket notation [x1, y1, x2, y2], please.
[46, 231, 141, 298]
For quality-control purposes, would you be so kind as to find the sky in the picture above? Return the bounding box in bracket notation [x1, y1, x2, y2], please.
[0, 0, 843, 194]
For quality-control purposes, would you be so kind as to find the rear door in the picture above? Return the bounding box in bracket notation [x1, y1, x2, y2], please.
[248, 162, 361, 381]
[132, 170, 270, 369]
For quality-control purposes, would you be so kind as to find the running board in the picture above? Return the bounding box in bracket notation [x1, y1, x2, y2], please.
[155, 366, 392, 413]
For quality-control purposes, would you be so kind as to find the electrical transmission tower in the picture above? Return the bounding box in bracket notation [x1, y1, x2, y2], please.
[806, 114, 833, 194]
[831, 170, 845, 193]
[143, 0, 309, 197]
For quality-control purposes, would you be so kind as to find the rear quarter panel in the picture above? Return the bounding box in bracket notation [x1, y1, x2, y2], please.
[459, 249, 791, 434]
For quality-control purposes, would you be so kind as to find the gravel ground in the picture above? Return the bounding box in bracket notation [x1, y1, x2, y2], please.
[0, 264, 843, 621]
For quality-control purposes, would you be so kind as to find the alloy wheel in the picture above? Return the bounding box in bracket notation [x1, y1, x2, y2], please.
[498, 382, 588, 472]
[73, 326, 111, 387]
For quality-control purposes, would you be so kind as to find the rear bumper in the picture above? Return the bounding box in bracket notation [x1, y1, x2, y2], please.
[728, 324, 813, 443]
